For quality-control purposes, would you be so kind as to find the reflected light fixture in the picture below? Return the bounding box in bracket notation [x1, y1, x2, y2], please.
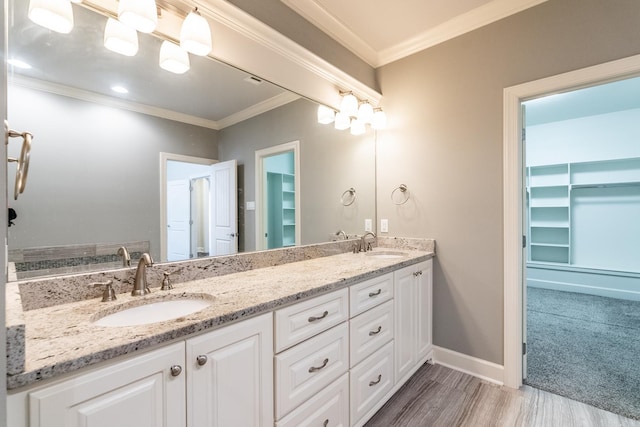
[334, 112, 351, 130]
[357, 101, 374, 124]
[159, 40, 190, 74]
[118, 0, 158, 33]
[340, 92, 358, 118]
[104, 18, 139, 57]
[372, 109, 387, 130]
[111, 85, 129, 94]
[180, 7, 212, 56]
[317, 105, 335, 124]
[350, 118, 366, 135]
[8, 59, 32, 69]
[28, 0, 74, 34]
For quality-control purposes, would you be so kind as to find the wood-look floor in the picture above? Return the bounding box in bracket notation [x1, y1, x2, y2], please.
[365, 363, 640, 427]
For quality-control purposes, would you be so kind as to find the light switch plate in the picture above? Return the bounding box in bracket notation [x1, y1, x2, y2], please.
[246, 201, 256, 211]
[365, 219, 372, 232]
[381, 219, 388, 233]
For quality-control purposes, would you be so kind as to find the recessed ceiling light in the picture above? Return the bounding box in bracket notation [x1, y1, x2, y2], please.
[8, 59, 32, 69]
[111, 85, 129, 94]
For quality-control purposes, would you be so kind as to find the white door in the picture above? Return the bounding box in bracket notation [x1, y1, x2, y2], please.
[167, 179, 191, 261]
[210, 160, 238, 256]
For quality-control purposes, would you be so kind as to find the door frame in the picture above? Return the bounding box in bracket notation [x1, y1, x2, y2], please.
[255, 141, 301, 251]
[502, 54, 640, 389]
[160, 152, 217, 262]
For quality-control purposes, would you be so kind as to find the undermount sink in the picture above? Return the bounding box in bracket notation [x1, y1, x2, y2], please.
[92, 296, 213, 327]
[365, 250, 408, 259]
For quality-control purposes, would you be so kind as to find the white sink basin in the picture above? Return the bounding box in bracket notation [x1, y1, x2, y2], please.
[93, 298, 212, 327]
[365, 251, 408, 259]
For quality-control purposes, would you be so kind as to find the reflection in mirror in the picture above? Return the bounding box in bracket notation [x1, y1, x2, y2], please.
[6, 1, 375, 280]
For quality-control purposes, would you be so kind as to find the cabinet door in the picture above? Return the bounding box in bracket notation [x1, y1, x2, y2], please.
[416, 260, 433, 360]
[29, 342, 186, 427]
[393, 265, 417, 384]
[186, 313, 273, 427]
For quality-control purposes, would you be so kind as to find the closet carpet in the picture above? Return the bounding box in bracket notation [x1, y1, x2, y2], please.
[526, 287, 640, 420]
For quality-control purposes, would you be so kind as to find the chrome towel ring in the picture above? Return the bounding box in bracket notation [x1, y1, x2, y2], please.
[391, 184, 410, 205]
[341, 187, 356, 206]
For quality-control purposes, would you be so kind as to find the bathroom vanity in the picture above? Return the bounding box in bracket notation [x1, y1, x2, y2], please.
[6, 239, 434, 427]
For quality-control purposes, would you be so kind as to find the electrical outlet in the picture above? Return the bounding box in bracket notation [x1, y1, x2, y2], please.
[365, 219, 372, 232]
[381, 219, 389, 233]
[246, 201, 255, 211]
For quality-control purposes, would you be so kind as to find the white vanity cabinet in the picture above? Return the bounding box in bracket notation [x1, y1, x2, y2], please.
[394, 259, 433, 385]
[9, 313, 273, 427]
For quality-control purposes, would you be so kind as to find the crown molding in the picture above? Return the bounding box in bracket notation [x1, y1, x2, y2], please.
[217, 92, 301, 129]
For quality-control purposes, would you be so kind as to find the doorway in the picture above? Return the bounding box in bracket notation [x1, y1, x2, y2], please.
[255, 141, 301, 250]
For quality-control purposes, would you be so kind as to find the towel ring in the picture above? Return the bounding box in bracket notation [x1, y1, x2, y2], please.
[391, 184, 410, 205]
[6, 124, 33, 201]
[341, 187, 356, 206]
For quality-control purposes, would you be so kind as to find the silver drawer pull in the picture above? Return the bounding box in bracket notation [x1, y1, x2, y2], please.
[170, 365, 183, 377]
[196, 355, 208, 366]
[308, 358, 329, 373]
[308, 310, 329, 322]
[413, 270, 423, 277]
[369, 374, 382, 386]
[369, 326, 382, 336]
[323, 420, 329, 427]
[368, 289, 382, 297]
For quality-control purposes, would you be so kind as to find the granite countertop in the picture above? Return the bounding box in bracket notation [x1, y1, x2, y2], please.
[7, 246, 433, 390]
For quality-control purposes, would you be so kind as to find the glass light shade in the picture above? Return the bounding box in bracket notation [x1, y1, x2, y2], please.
[340, 93, 358, 117]
[104, 18, 139, 57]
[334, 112, 351, 130]
[118, 0, 157, 33]
[357, 102, 374, 124]
[317, 105, 335, 124]
[28, 0, 74, 34]
[372, 110, 387, 130]
[180, 10, 212, 56]
[350, 118, 366, 135]
[159, 40, 190, 74]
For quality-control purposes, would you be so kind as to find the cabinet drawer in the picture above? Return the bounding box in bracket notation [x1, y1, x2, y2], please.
[276, 373, 349, 427]
[275, 323, 349, 419]
[350, 341, 394, 427]
[349, 273, 393, 317]
[275, 288, 349, 353]
[350, 300, 394, 367]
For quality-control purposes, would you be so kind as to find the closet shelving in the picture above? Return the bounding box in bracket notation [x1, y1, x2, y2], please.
[267, 172, 296, 248]
[526, 157, 640, 266]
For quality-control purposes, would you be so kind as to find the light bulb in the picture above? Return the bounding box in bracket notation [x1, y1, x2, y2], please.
[339, 93, 358, 118]
[104, 18, 139, 57]
[180, 8, 212, 56]
[28, 0, 74, 34]
[334, 112, 351, 130]
[118, 0, 157, 33]
[372, 109, 387, 130]
[350, 118, 366, 135]
[357, 101, 374, 124]
[317, 105, 335, 124]
[159, 40, 190, 74]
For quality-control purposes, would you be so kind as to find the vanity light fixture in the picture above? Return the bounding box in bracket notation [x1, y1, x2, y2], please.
[159, 40, 190, 74]
[118, 0, 158, 33]
[180, 7, 212, 56]
[28, 0, 74, 34]
[350, 118, 366, 135]
[372, 108, 387, 130]
[317, 105, 335, 124]
[339, 92, 359, 118]
[334, 112, 351, 130]
[104, 18, 139, 57]
[357, 101, 374, 125]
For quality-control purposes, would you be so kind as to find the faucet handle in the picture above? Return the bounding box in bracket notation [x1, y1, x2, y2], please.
[91, 280, 116, 302]
[161, 268, 183, 291]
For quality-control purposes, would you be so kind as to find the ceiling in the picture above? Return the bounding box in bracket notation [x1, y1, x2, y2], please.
[281, 0, 549, 67]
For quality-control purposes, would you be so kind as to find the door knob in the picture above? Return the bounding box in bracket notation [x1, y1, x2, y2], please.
[170, 365, 182, 376]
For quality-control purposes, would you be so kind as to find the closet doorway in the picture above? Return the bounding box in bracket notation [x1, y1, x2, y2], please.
[521, 77, 640, 419]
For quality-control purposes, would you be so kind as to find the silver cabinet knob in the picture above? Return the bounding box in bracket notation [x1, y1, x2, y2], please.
[170, 365, 182, 377]
[196, 355, 208, 366]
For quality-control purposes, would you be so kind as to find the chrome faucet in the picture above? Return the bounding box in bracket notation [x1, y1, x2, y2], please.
[132, 253, 153, 296]
[360, 231, 377, 252]
[117, 246, 131, 267]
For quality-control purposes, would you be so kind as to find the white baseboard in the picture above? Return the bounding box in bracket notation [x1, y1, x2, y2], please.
[433, 346, 504, 386]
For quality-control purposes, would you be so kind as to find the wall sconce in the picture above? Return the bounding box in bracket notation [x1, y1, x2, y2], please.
[118, 0, 158, 33]
[357, 101, 374, 124]
[180, 7, 212, 56]
[317, 105, 335, 124]
[104, 18, 139, 57]
[318, 92, 387, 132]
[159, 40, 190, 74]
[372, 108, 387, 130]
[28, 0, 75, 34]
[339, 92, 359, 118]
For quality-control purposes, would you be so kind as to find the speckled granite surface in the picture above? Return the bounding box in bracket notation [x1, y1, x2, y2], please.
[7, 238, 435, 390]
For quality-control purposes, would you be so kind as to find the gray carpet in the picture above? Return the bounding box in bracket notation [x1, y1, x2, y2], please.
[526, 287, 640, 420]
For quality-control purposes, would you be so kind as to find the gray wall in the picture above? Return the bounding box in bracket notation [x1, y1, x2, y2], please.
[218, 98, 376, 252]
[7, 85, 218, 260]
[375, 0, 640, 364]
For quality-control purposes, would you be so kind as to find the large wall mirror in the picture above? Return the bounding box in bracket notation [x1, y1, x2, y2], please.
[6, 1, 376, 280]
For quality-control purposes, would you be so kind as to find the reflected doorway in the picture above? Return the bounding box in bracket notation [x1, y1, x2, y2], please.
[255, 141, 301, 250]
